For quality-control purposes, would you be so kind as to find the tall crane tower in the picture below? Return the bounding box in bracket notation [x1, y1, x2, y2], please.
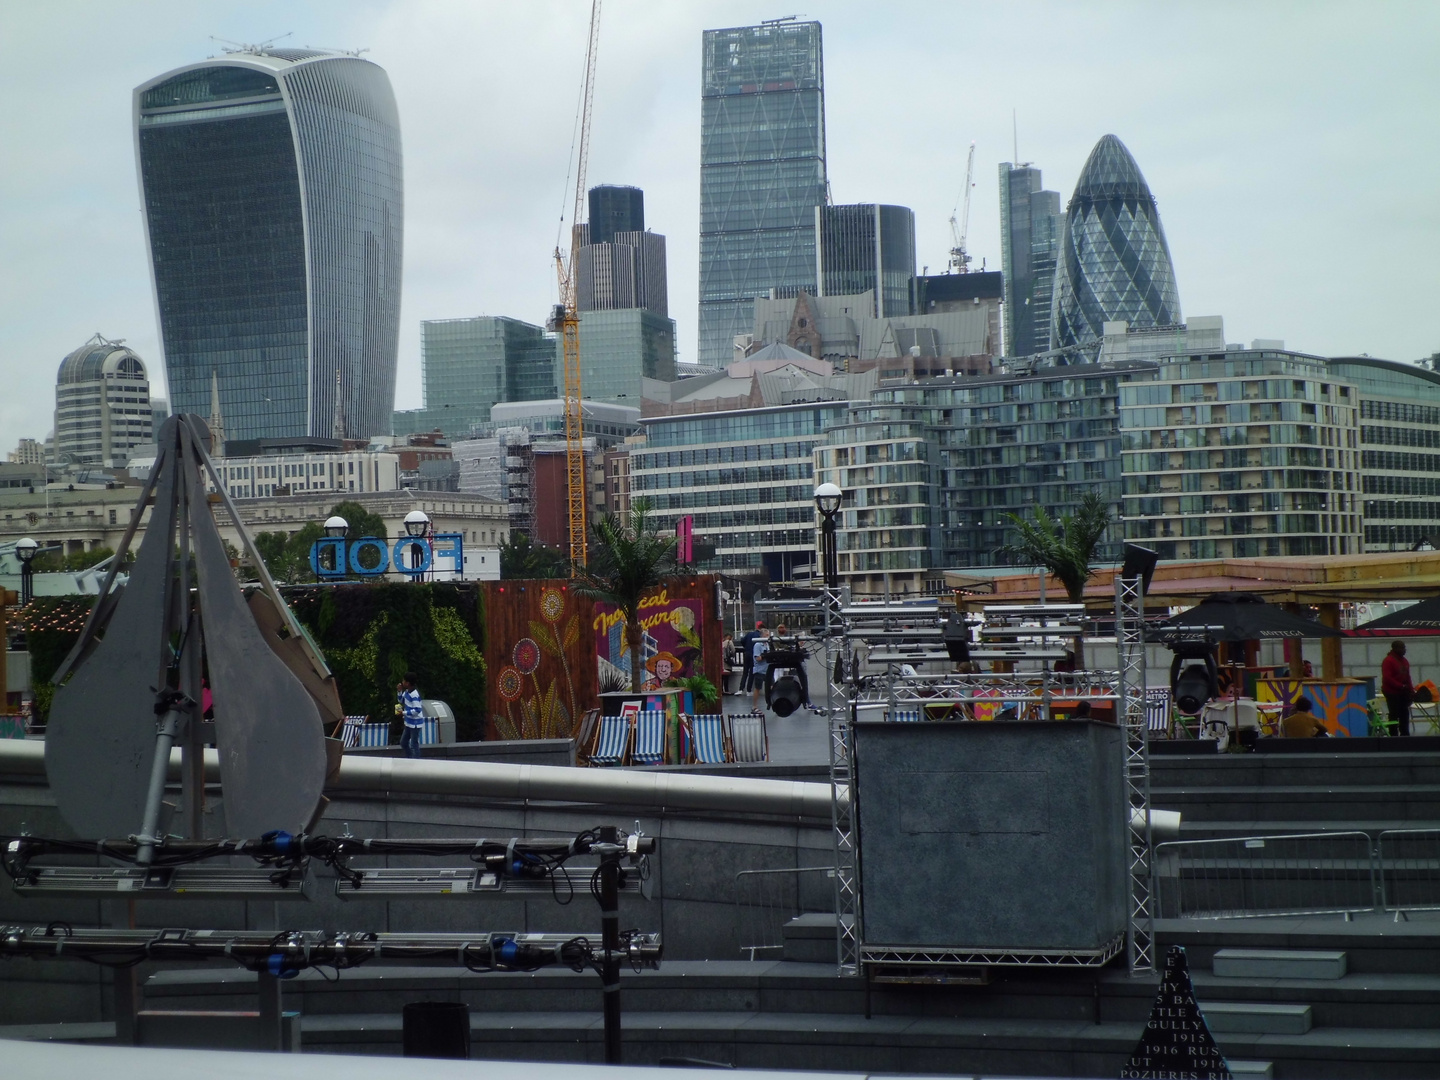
[552, 0, 602, 572]
[948, 140, 976, 274]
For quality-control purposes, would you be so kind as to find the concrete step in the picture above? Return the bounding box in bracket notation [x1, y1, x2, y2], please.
[1213, 948, 1347, 980]
[781, 912, 836, 964]
[1152, 785, 1440, 822]
[1198, 1001, 1312, 1034]
[1228, 1062, 1273, 1079]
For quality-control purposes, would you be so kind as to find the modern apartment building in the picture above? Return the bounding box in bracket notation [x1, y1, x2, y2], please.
[632, 402, 849, 580]
[1327, 356, 1440, 551]
[816, 203, 915, 317]
[698, 18, 827, 367]
[392, 316, 556, 438]
[53, 335, 155, 467]
[135, 50, 403, 440]
[1118, 350, 1362, 559]
[997, 163, 1063, 358]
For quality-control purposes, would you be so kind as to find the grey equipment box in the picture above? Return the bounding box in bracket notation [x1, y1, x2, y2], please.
[856, 719, 1126, 958]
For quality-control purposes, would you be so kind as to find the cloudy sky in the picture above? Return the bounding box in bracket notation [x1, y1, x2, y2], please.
[2, 0, 1437, 448]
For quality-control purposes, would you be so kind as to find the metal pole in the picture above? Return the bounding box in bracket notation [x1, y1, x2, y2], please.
[597, 824, 623, 1064]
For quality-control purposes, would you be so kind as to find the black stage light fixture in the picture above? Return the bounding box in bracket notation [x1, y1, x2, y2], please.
[1121, 543, 1160, 595]
[768, 675, 804, 717]
[1168, 640, 1218, 716]
[942, 613, 971, 663]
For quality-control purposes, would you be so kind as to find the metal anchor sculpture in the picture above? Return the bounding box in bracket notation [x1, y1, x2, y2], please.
[44, 414, 336, 851]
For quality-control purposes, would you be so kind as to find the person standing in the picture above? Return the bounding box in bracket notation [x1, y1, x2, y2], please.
[739, 621, 763, 697]
[749, 626, 772, 711]
[397, 672, 425, 758]
[1382, 642, 1414, 737]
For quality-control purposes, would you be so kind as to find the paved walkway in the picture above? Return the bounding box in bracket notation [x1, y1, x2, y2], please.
[719, 670, 831, 766]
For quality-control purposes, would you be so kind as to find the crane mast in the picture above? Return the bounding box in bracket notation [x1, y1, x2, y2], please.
[948, 140, 976, 274]
[553, 0, 601, 572]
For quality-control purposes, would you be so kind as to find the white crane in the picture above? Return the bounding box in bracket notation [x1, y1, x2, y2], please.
[948, 140, 976, 274]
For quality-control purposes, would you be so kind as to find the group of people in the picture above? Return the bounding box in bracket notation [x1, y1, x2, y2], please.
[1280, 642, 1417, 738]
[721, 621, 812, 713]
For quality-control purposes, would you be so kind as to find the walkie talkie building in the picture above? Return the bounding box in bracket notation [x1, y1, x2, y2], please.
[134, 50, 403, 441]
[1050, 134, 1179, 350]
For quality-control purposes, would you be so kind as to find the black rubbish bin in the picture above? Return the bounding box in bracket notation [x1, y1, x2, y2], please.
[402, 1001, 471, 1059]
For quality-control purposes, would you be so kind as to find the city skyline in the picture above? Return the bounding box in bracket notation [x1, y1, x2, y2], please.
[2, 1, 1437, 446]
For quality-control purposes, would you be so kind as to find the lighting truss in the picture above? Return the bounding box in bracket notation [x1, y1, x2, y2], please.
[861, 933, 1124, 969]
[822, 585, 860, 977]
[1114, 574, 1154, 976]
[10, 864, 314, 900]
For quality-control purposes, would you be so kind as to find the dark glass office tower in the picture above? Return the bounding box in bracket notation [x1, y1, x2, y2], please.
[1051, 134, 1180, 349]
[588, 185, 645, 245]
[135, 50, 403, 441]
[997, 162, 1063, 357]
[698, 19, 827, 367]
[817, 203, 915, 317]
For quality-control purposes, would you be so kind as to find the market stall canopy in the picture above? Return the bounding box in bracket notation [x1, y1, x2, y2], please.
[1154, 593, 1344, 642]
[1350, 596, 1440, 636]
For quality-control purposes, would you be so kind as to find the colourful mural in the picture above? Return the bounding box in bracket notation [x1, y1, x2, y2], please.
[1256, 678, 1370, 737]
[492, 584, 585, 741]
[593, 588, 703, 693]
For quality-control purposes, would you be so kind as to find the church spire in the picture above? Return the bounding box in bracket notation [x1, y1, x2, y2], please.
[207, 370, 226, 453]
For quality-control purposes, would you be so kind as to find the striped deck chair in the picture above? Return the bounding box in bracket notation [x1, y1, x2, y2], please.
[573, 708, 601, 765]
[730, 712, 769, 763]
[358, 721, 391, 747]
[689, 714, 728, 764]
[971, 687, 1004, 721]
[885, 709, 923, 722]
[590, 713, 632, 766]
[1145, 688, 1173, 737]
[337, 716, 365, 749]
[632, 710, 667, 765]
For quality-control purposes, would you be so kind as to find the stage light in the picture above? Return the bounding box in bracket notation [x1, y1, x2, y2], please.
[942, 613, 971, 663]
[1121, 543, 1160, 595]
[769, 675, 804, 717]
[1169, 640, 1219, 716]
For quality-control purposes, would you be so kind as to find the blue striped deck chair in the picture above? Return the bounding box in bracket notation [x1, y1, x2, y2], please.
[419, 717, 438, 745]
[338, 716, 365, 749]
[885, 709, 923, 723]
[689, 714, 728, 764]
[358, 721, 391, 747]
[632, 710, 667, 765]
[590, 712, 632, 766]
[730, 712, 768, 763]
[1145, 688, 1173, 738]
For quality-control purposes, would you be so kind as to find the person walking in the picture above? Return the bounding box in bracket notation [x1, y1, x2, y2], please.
[397, 672, 425, 758]
[749, 625, 772, 712]
[1382, 642, 1414, 737]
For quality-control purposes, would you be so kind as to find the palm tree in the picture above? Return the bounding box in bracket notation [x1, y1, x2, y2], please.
[997, 493, 1112, 664]
[573, 498, 678, 692]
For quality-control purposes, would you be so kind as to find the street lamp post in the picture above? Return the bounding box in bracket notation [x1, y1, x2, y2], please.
[15, 537, 38, 605]
[815, 483, 842, 590]
[402, 509, 433, 581]
[321, 516, 349, 578]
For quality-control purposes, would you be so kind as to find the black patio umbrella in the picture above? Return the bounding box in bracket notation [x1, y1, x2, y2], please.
[1154, 593, 1343, 642]
[1351, 596, 1440, 636]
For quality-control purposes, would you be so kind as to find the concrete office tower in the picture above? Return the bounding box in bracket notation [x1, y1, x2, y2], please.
[698, 19, 827, 367]
[54, 334, 154, 467]
[392, 316, 557, 438]
[997, 162, 1064, 358]
[1051, 135, 1180, 349]
[576, 186, 668, 317]
[135, 50, 403, 442]
[816, 204, 916, 318]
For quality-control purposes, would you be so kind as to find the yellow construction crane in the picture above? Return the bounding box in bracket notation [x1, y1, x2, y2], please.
[552, 0, 602, 573]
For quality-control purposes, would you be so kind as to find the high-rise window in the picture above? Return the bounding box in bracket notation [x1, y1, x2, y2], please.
[698, 20, 827, 367]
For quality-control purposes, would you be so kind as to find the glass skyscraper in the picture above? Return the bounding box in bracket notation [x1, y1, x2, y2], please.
[817, 203, 916, 317]
[698, 19, 827, 367]
[392, 316, 556, 438]
[135, 50, 403, 442]
[1051, 135, 1180, 350]
[997, 163, 1063, 358]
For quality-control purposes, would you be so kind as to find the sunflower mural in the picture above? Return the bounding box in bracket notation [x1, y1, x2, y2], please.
[491, 586, 585, 741]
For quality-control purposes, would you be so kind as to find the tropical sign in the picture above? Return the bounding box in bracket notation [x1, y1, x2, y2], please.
[593, 588, 703, 693]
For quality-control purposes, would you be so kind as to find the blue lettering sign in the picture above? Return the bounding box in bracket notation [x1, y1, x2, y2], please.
[348, 537, 390, 575]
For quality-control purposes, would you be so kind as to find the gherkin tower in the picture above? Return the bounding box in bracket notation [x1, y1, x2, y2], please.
[1050, 135, 1179, 349]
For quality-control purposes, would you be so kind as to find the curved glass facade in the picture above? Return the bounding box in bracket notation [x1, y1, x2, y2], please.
[136, 52, 402, 441]
[1050, 135, 1179, 350]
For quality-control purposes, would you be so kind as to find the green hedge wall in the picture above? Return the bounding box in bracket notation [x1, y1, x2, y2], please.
[285, 583, 487, 742]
